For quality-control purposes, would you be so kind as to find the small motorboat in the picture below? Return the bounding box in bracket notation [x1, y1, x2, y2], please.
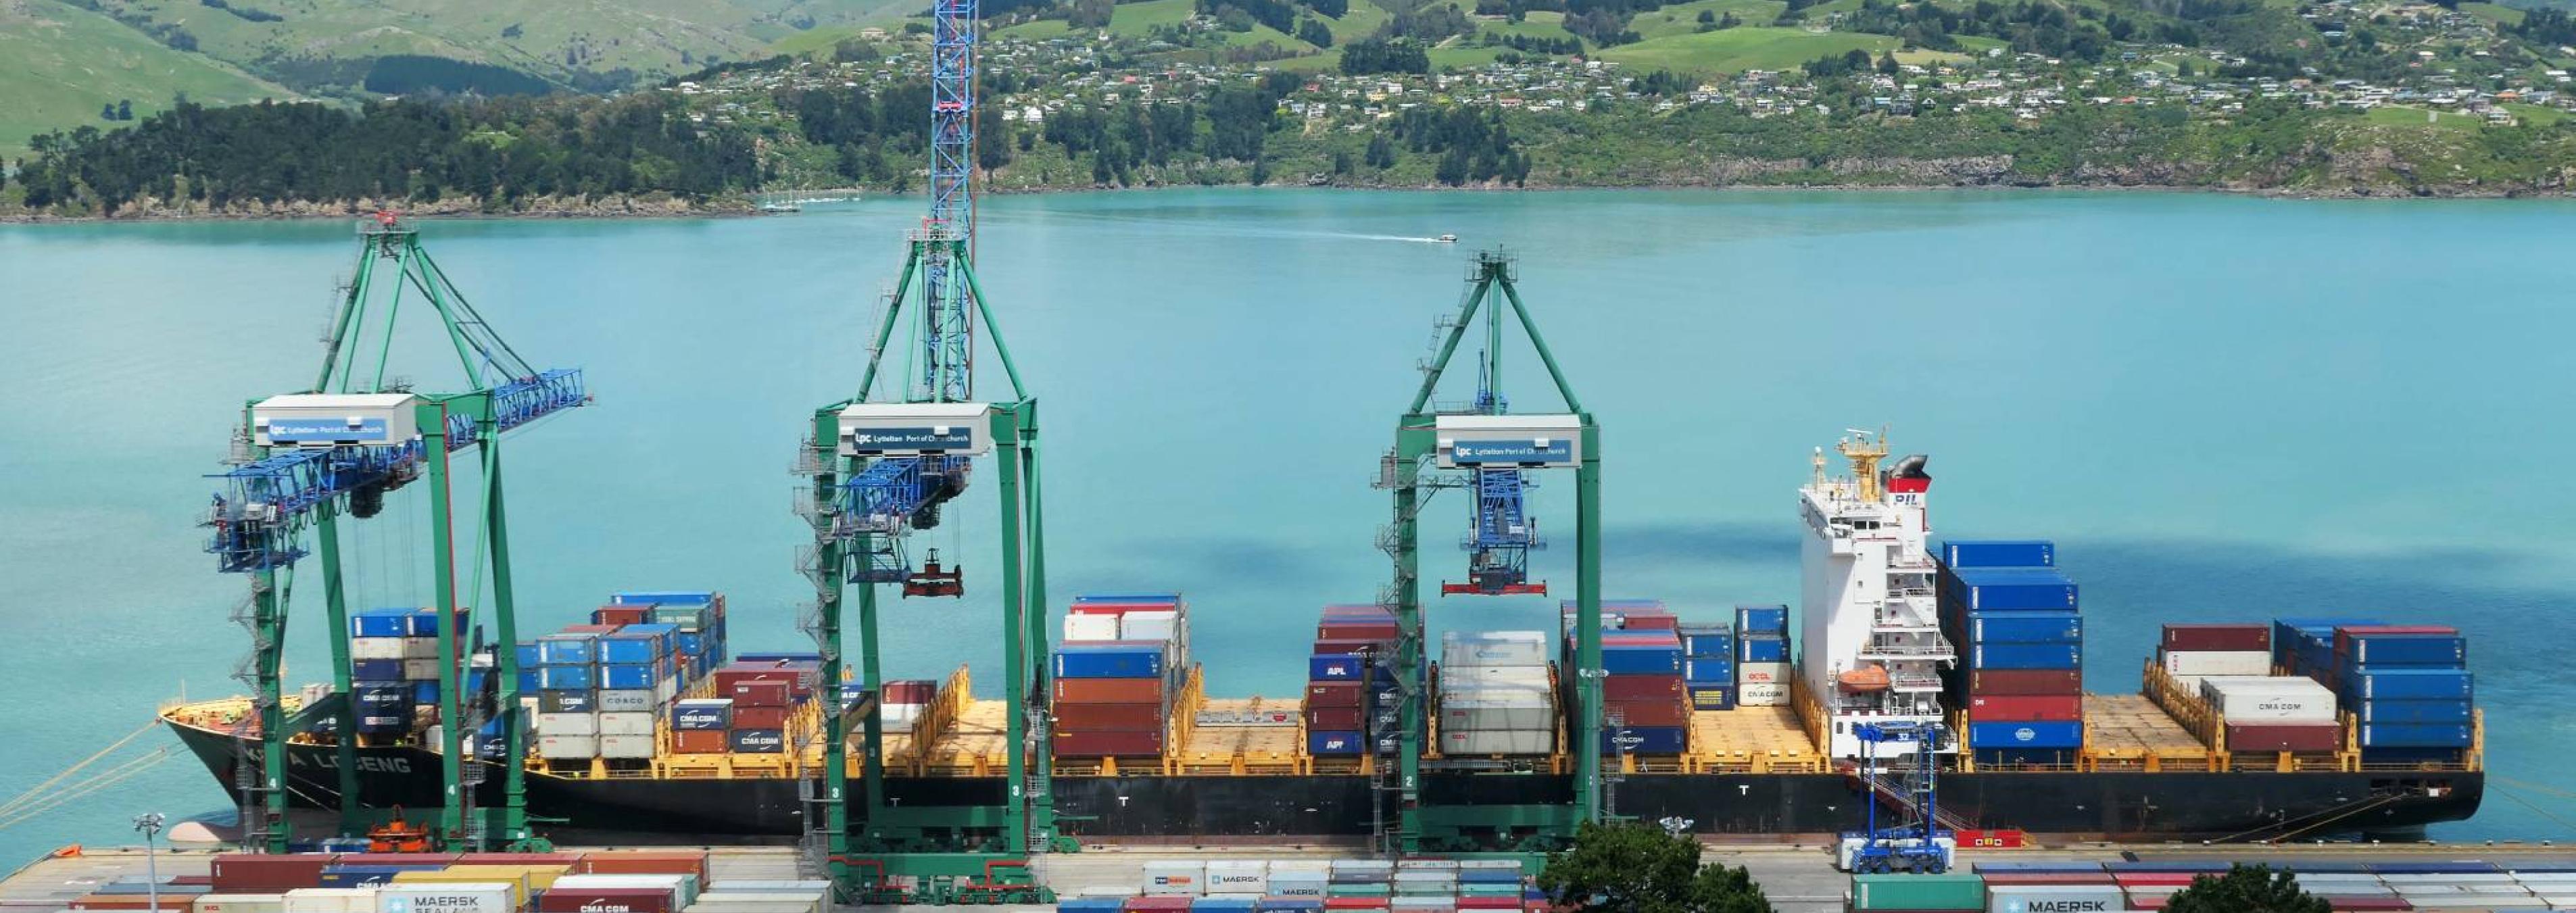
[1435, 234, 1458, 243]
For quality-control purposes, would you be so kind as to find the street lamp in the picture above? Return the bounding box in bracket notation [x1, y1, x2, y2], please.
[132, 813, 166, 913]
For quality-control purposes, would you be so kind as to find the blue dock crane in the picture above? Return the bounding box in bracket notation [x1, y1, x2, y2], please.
[1841, 720, 1958, 874]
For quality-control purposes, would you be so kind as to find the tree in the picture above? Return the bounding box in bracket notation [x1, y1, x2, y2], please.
[117, 99, 134, 120]
[1696, 8, 1715, 22]
[2166, 865, 2329, 913]
[101, 103, 118, 122]
[1877, 51, 1899, 74]
[1298, 17, 1336, 47]
[1537, 822, 1774, 913]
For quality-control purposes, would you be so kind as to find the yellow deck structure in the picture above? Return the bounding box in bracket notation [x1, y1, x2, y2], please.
[1684, 706, 1828, 774]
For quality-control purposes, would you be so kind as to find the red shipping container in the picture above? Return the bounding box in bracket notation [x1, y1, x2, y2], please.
[727, 680, 793, 708]
[1308, 681, 1365, 708]
[329, 853, 462, 866]
[2227, 723, 2340, 752]
[1458, 898, 1522, 910]
[883, 679, 938, 703]
[673, 730, 729, 754]
[731, 706, 788, 730]
[210, 854, 337, 891]
[1601, 675, 1682, 701]
[1314, 638, 1392, 657]
[1052, 701, 1165, 732]
[1980, 874, 2114, 886]
[1307, 706, 1362, 730]
[535, 888, 677, 913]
[593, 606, 650, 626]
[2162, 624, 2270, 652]
[1322, 902, 1390, 912]
[2127, 894, 2171, 911]
[575, 850, 710, 881]
[1319, 622, 1400, 640]
[456, 852, 585, 865]
[1968, 695, 2083, 722]
[1620, 616, 1678, 631]
[1052, 730, 1163, 756]
[2114, 874, 2199, 887]
[1069, 603, 1132, 616]
[1602, 699, 1686, 728]
[712, 664, 815, 689]
[1057, 678, 1165, 704]
[1967, 669, 2082, 695]
[1124, 899, 1194, 912]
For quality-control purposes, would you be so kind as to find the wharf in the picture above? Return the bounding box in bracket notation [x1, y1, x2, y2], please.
[9, 842, 2571, 913]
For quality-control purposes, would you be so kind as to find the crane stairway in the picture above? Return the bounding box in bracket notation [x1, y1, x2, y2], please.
[1842, 760, 1974, 832]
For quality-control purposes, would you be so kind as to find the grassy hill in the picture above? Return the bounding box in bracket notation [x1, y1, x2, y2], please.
[1596, 26, 1897, 73]
[0, 0, 291, 159]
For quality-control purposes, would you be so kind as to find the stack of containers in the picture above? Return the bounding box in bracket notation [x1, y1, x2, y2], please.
[1052, 593, 1188, 760]
[594, 622, 680, 760]
[2273, 617, 2384, 683]
[612, 591, 729, 681]
[1436, 631, 1554, 756]
[1392, 860, 1457, 906]
[1268, 862, 1331, 899]
[1328, 860, 1394, 904]
[1676, 622, 1735, 711]
[349, 608, 441, 739]
[2200, 675, 2339, 752]
[1732, 605, 1790, 707]
[1580, 620, 1686, 755]
[1308, 604, 1401, 757]
[2158, 624, 2273, 689]
[2333, 623, 2474, 763]
[710, 658, 821, 755]
[1844, 873, 1985, 911]
[529, 626, 605, 761]
[1936, 540, 2084, 766]
[670, 697, 733, 754]
[880, 678, 940, 735]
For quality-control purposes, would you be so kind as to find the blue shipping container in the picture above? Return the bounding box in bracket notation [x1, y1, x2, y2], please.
[515, 670, 540, 692]
[1600, 643, 1682, 674]
[677, 633, 705, 656]
[1734, 605, 1789, 631]
[1739, 636, 1787, 664]
[2273, 618, 2381, 663]
[351, 609, 412, 637]
[1965, 612, 2083, 645]
[406, 608, 443, 637]
[1055, 644, 1167, 679]
[537, 635, 596, 665]
[2343, 669, 2473, 701]
[2355, 699, 2473, 724]
[1939, 539, 2056, 569]
[1309, 730, 1367, 755]
[1603, 726, 1688, 754]
[1684, 658, 1734, 683]
[597, 663, 655, 691]
[1945, 568, 2078, 611]
[672, 704, 731, 730]
[351, 659, 403, 681]
[1192, 898, 1259, 913]
[409, 681, 439, 704]
[353, 685, 409, 709]
[513, 643, 543, 668]
[2338, 634, 2467, 668]
[1311, 655, 1364, 681]
[1679, 628, 1735, 659]
[2358, 723, 2474, 748]
[1688, 686, 1735, 711]
[1967, 720, 2084, 748]
[1056, 898, 1125, 913]
[1970, 643, 2083, 670]
[536, 664, 594, 691]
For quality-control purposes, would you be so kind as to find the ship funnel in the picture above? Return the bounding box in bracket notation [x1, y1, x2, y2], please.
[1887, 454, 1930, 495]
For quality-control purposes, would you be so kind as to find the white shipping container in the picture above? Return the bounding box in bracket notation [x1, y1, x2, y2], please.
[351, 638, 406, 660]
[1269, 860, 1330, 873]
[1737, 682, 1787, 706]
[374, 883, 515, 913]
[2200, 676, 2337, 722]
[537, 735, 596, 759]
[1438, 695, 1555, 731]
[1440, 729, 1553, 754]
[1064, 614, 1119, 641]
[402, 637, 440, 659]
[597, 712, 656, 736]
[1440, 631, 1549, 668]
[402, 659, 445, 680]
[2382, 874, 2515, 885]
[1441, 664, 1550, 687]
[682, 904, 815, 913]
[2163, 649, 2273, 678]
[1736, 662, 1790, 685]
[1982, 884, 2125, 913]
[1206, 861, 1268, 893]
[599, 735, 655, 759]
[1074, 887, 1132, 897]
[597, 690, 654, 713]
[657, 676, 678, 704]
[1142, 861, 1206, 896]
[2406, 899, 2546, 909]
[197, 895, 289, 913]
[1265, 877, 1327, 898]
[285, 889, 380, 913]
[535, 712, 597, 735]
[1121, 610, 1182, 643]
[550, 874, 696, 908]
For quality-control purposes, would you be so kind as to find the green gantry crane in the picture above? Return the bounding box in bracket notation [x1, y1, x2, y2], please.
[796, 222, 1061, 902]
[203, 214, 585, 852]
[1375, 249, 1604, 853]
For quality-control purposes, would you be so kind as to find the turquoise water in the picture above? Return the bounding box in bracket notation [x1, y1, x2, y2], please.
[4, 189, 2574, 862]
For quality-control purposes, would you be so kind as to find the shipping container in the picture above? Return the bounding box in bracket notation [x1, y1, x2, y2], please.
[1966, 612, 2083, 645]
[1945, 568, 2079, 612]
[2355, 699, 2474, 724]
[1054, 730, 1166, 756]
[1966, 695, 2083, 722]
[1677, 626, 1734, 659]
[1736, 662, 1789, 685]
[2337, 633, 2469, 668]
[1054, 702, 1167, 733]
[1442, 632, 1550, 668]
[1737, 636, 1788, 664]
[1734, 605, 1790, 631]
[1966, 669, 2083, 695]
[2162, 624, 2270, 653]
[1970, 643, 2083, 671]
[2200, 676, 2338, 722]
[372, 883, 515, 913]
[213, 858, 339, 892]
[1060, 678, 1168, 704]
[2357, 723, 2475, 748]
[1980, 884, 2126, 913]
[1599, 675, 1682, 701]
[1307, 731, 1367, 755]
[1849, 874, 1985, 911]
[1687, 686, 1736, 711]
[534, 889, 675, 913]
[1939, 540, 2056, 569]
[1310, 656, 1365, 681]
[2160, 650, 2273, 679]
[1966, 720, 2083, 749]
[2343, 670, 2474, 701]
[2225, 723, 2341, 752]
[729, 729, 785, 754]
[1601, 725, 1687, 754]
[1056, 644, 1169, 679]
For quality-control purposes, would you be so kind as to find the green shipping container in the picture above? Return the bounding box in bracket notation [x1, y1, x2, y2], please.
[1849, 874, 1985, 911]
[1328, 884, 1394, 898]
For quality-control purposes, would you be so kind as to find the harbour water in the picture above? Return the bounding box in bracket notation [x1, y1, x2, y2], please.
[3, 189, 2573, 861]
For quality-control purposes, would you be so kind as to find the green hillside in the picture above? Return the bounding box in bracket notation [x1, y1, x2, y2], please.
[0, 0, 291, 160]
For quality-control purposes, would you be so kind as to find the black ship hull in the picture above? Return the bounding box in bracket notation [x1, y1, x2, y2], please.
[170, 720, 2481, 843]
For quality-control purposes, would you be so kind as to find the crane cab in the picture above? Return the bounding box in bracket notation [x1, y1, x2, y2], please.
[251, 393, 422, 449]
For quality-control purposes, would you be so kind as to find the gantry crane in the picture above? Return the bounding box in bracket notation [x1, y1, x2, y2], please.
[1839, 721, 1958, 874]
[795, 0, 1059, 897]
[1374, 250, 1603, 852]
[204, 212, 585, 853]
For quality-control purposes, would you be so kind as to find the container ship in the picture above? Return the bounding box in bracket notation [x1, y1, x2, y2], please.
[159, 433, 2484, 845]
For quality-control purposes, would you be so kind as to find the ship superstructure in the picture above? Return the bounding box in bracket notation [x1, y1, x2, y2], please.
[1799, 430, 1955, 760]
